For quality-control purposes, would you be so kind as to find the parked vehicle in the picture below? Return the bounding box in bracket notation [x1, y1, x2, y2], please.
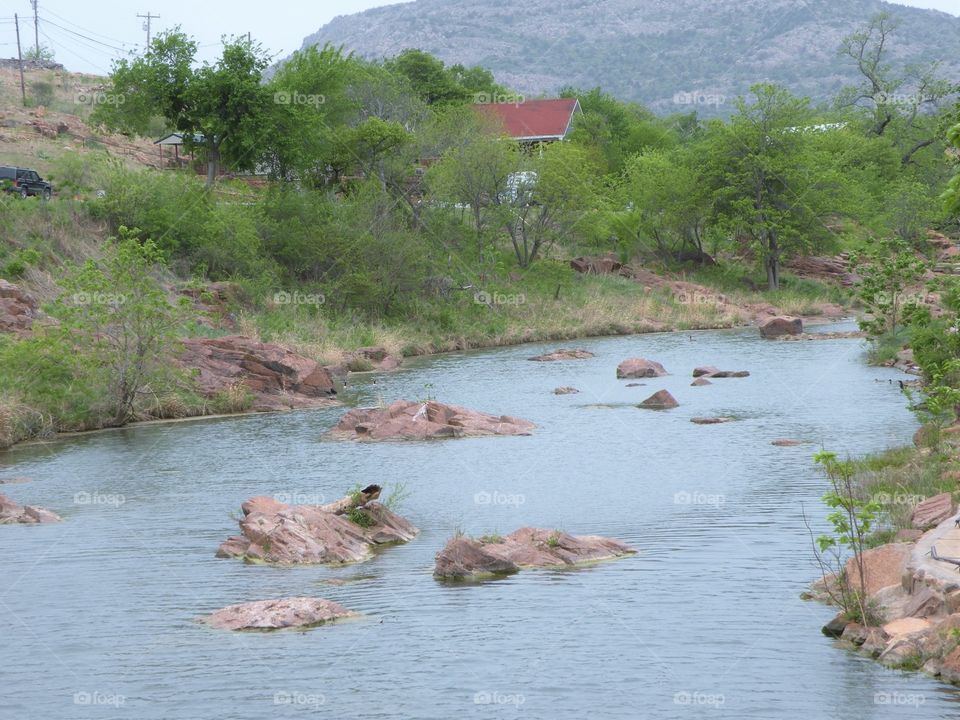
[0, 166, 53, 199]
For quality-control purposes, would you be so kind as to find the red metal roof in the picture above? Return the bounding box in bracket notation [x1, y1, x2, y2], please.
[475, 98, 581, 141]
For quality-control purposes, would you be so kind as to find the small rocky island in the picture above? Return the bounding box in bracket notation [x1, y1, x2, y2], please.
[0, 494, 61, 524]
[434, 527, 636, 580]
[328, 400, 535, 440]
[217, 485, 417, 564]
[200, 597, 357, 631]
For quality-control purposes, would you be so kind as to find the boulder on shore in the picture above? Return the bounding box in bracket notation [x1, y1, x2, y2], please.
[179, 336, 338, 412]
[529, 349, 594, 362]
[617, 358, 667, 379]
[843, 542, 912, 596]
[911, 493, 955, 530]
[200, 597, 357, 631]
[217, 489, 418, 565]
[434, 527, 635, 580]
[328, 400, 535, 441]
[759, 316, 803, 338]
[0, 494, 61, 524]
[637, 390, 679, 410]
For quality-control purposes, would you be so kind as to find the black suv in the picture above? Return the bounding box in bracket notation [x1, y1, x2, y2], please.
[0, 166, 52, 199]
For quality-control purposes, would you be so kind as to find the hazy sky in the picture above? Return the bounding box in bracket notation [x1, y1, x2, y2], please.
[2, 0, 957, 75]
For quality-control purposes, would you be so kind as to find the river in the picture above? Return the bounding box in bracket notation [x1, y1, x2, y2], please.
[2, 323, 958, 719]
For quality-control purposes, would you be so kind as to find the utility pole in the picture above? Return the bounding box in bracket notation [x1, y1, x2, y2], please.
[137, 11, 159, 49]
[29, 0, 38, 56]
[14, 13, 26, 106]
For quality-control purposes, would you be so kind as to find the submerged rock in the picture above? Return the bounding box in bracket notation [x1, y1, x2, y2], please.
[329, 400, 535, 441]
[434, 527, 635, 580]
[693, 366, 749, 378]
[0, 494, 61, 524]
[179, 336, 338, 412]
[553, 387, 580, 395]
[217, 490, 418, 565]
[690, 417, 734, 424]
[617, 358, 667, 379]
[690, 378, 712, 387]
[759, 316, 803, 338]
[637, 390, 679, 410]
[771, 439, 802, 447]
[200, 597, 357, 631]
[529, 349, 594, 361]
[349, 346, 402, 372]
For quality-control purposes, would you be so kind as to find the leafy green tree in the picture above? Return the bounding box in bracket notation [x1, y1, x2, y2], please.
[51, 228, 190, 425]
[851, 238, 928, 338]
[385, 49, 469, 106]
[94, 31, 271, 184]
[943, 118, 960, 217]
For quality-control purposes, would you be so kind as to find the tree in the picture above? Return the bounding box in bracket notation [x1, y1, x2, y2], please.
[94, 31, 271, 184]
[838, 13, 954, 166]
[708, 84, 832, 290]
[943, 117, 960, 217]
[851, 238, 928, 339]
[51, 228, 190, 425]
[384, 49, 469, 106]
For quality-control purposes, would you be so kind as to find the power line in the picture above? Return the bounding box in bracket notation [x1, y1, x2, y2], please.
[40, 6, 133, 46]
[136, 11, 159, 47]
[39, 17, 128, 52]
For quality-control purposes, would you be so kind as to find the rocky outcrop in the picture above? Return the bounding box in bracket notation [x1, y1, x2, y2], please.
[843, 543, 912, 596]
[0, 493, 61, 524]
[759, 316, 803, 338]
[783, 255, 858, 287]
[912, 493, 955, 530]
[434, 527, 635, 580]
[328, 400, 535, 441]
[179, 336, 338, 412]
[553, 387, 580, 395]
[882, 348, 922, 375]
[0, 280, 39, 336]
[216, 490, 418, 565]
[177, 282, 246, 330]
[617, 358, 667, 379]
[529, 348, 594, 361]
[637, 390, 678, 410]
[200, 597, 357, 631]
[692, 366, 749, 378]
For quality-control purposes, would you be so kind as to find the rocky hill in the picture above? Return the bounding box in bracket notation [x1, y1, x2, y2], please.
[300, 0, 960, 113]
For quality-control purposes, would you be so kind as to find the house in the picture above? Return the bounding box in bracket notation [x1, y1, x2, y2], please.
[154, 132, 205, 168]
[474, 98, 582, 146]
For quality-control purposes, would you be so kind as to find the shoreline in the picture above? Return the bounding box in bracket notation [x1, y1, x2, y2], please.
[1, 313, 858, 455]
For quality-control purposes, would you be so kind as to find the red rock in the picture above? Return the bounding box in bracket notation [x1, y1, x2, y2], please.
[349, 346, 402, 371]
[329, 400, 535, 441]
[0, 493, 61, 524]
[844, 543, 912, 596]
[692, 366, 719, 377]
[200, 597, 356, 631]
[708, 370, 750, 378]
[178, 336, 338, 412]
[217, 496, 418, 565]
[941, 646, 960, 683]
[911, 493, 955, 529]
[0, 280, 39, 336]
[637, 390, 678, 410]
[902, 586, 944, 619]
[434, 527, 635, 579]
[759, 316, 803, 338]
[617, 358, 667, 379]
[553, 387, 580, 395]
[529, 349, 595, 361]
[690, 377, 712, 387]
[894, 528, 924, 543]
[783, 255, 859, 287]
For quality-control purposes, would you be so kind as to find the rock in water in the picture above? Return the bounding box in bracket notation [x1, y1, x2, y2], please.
[200, 597, 357, 631]
[690, 377, 712, 387]
[529, 348, 595, 361]
[217, 493, 418, 565]
[0, 494, 61, 524]
[553, 387, 580, 395]
[179, 336, 338, 412]
[617, 358, 667, 379]
[690, 417, 734, 424]
[637, 390, 678, 410]
[434, 527, 635, 580]
[328, 400, 535, 441]
[759, 316, 803, 338]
